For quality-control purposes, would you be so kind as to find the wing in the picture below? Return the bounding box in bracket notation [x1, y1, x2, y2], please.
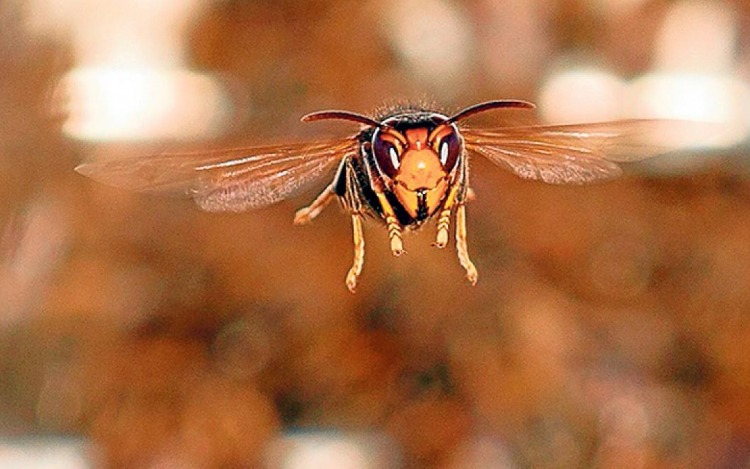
[76, 138, 359, 212]
[463, 120, 691, 184]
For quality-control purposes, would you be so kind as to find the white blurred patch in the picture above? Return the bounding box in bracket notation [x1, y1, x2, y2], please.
[380, 0, 473, 92]
[629, 73, 750, 148]
[0, 439, 93, 469]
[539, 68, 627, 123]
[26, 0, 231, 142]
[538, 0, 749, 155]
[60, 67, 229, 141]
[265, 431, 400, 469]
[629, 0, 749, 148]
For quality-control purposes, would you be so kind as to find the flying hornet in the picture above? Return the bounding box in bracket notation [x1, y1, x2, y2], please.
[77, 100, 684, 292]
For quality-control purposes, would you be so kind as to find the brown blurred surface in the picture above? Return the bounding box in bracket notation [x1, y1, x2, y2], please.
[3, 0, 750, 468]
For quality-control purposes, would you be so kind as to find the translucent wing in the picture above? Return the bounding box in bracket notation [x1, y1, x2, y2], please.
[463, 120, 691, 184]
[76, 138, 359, 212]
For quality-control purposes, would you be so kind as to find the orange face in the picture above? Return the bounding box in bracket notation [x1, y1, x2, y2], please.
[371, 121, 462, 219]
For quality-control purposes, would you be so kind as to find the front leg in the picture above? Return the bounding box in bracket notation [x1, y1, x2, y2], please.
[375, 192, 404, 256]
[434, 184, 461, 248]
[456, 204, 478, 285]
[294, 183, 336, 225]
[346, 214, 366, 292]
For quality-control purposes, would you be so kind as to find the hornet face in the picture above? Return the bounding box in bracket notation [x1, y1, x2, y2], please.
[370, 114, 463, 221]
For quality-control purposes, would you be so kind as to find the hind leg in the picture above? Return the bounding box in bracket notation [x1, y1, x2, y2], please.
[455, 204, 478, 285]
[345, 214, 366, 292]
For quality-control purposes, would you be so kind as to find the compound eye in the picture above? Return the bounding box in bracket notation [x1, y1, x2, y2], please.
[372, 133, 402, 178]
[434, 128, 460, 171]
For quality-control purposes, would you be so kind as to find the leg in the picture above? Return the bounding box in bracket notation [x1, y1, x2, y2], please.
[435, 209, 451, 248]
[385, 215, 404, 256]
[346, 214, 366, 292]
[436, 155, 472, 247]
[294, 183, 336, 225]
[434, 184, 461, 248]
[455, 204, 478, 285]
[375, 193, 404, 256]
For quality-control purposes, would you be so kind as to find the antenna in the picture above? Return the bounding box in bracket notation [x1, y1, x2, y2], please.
[446, 100, 535, 124]
[301, 110, 382, 128]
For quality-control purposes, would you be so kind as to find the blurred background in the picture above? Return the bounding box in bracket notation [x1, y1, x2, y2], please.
[2, 0, 750, 467]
